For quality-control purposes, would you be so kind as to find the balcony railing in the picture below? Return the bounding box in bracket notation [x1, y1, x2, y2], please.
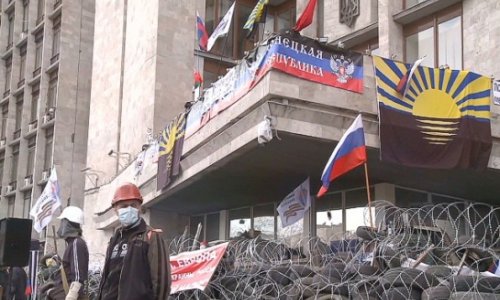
[3, 90, 10, 98]
[17, 79, 25, 88]
[36, 15, 45, 26]
[8, 181, 17, 191]
[5, 42, 13, 51]
[13, 129, 21, 140]
[54, 0, 62, 9]
[33, 67, 41, 77]
[50, 53, 59, 65]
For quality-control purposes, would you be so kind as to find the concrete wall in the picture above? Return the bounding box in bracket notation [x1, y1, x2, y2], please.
[86, 0, 124, 180]
[53, 0, 95, 208]
[324, 0, 378, 41]
[462, 0, 500, 78]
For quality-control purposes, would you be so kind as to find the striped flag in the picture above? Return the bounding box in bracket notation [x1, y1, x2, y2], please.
[318, 115, 366, 197]
[30, 167, 61, 233]
[196, 12, 209, 51]
[244, 0, 269, 37]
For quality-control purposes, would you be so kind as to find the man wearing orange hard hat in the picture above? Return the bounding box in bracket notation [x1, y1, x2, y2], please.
[97, 183, 171, 300]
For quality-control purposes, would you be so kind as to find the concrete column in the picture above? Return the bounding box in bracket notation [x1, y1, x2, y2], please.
[378, 0, 403, 60]
[374, 183, 396, 203]
[219, 210, 228, 240]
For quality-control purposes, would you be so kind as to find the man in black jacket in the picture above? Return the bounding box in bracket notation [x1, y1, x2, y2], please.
[98, 183, 171, 300]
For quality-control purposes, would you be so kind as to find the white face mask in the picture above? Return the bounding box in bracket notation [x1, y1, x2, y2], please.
[118, 206, 139, 227]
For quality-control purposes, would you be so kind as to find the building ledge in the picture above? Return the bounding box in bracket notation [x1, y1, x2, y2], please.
[49, 3, 62, 20]
[19, 183, 33, 192]
[0, 95, 9, 105]
[46, 59, 59, 74]
[393, 0, 462, 25]
[15, 32, 28, 48]
[31, 21, 44, 36]
[4, 0, 15, 14]
[1, 47, 13, 60]
[194, 49, 237, 66]
[28, 72, 41, 86]
[329, 22, 378, 50]
[13, 84, 24, 96]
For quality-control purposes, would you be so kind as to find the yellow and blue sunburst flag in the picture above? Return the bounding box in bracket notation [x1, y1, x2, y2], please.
[373, 56, 492, 169]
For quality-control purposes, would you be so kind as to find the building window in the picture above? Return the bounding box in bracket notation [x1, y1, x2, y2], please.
[34, 33, 44, 73]
[4, 58, 12, 95]
[37, 0, 45, 24]
[19, 46, 27, 84]
[206, 0, 296, 59]
[7, 198, 15, 218]
[253, 203, 275, 240]
[11, 144, 19, 183]
[14, 95, 23, 139]
[316, 192, 343, 244]
[7, 13, 14, 49]
[404, 4, 462, 69]
[22, 0, 29, 33]
[23, 190, 32, 218]
[27, 137, 36, 177]
[206, 213, 220, 241]
[0, 153, 4, 185]
[47, 72, 58, 109]
[44, 128, 53, 170]
[52, 16, 61, 59]
[229, 207, 251, 238]
[31, 84, 40, 122]
[404, 0, 427, 9]
[1, 104, 8, 140]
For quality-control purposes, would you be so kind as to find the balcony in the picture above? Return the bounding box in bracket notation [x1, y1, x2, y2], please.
[5, 42, 13, 52]
[33, 67, 41, 78]
[21, 175, 33, 191]
[5, 181, 16, 195]
[36, 15, 45, 26]
[50, 53, 59, 65]
[12, 129, 21, 140]
[17, 79, 25, 89]
[0, 138, 6, 148]
[54, 0, 62, 9]
[2, 90, 10, 99]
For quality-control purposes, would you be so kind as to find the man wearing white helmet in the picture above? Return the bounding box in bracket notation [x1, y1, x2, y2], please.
[47, 206, 89, 300]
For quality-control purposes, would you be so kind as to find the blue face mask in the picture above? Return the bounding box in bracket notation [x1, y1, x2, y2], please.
[118, 206, 139, 227]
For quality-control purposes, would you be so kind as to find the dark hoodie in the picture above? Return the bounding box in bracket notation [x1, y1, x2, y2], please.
[98, 218, 171, 300]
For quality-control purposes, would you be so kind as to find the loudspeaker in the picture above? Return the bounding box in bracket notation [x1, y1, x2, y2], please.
[0, 218, 32, 267]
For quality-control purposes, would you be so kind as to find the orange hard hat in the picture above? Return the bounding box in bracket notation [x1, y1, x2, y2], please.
[112, 182, 143, 206]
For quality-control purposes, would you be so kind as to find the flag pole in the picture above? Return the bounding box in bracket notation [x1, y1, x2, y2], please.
[363, 162, 374, 228]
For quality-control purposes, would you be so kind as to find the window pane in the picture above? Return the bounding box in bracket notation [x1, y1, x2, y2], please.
[253, 203, 275, 240]
[15, 99, 23, 130]
[44, 129, 54, 170]
[190, 215, 204, 238]
[23, 191, 31, 218]
[405, 0, 427, 9]
[229, 207, 250, 238]
[316, 192, 343, 244]
[205, 0, 215, 32]
[406, 27, 435, 67]
[206, 213, 220, 241]
[236, 3, 253, 58]
[0, 156, 4, 184]
[438, 16, 462, 69]
[5, 61, 12, 92]
[396, 187, 428, 208]
[7, 198, 15, 217]
[277, 216, 303, 246]
[345, 188, 375, 238]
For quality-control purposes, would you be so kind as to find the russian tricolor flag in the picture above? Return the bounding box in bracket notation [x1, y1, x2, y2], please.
[196, 12, 209, 51]
[317, 114, 367, 197]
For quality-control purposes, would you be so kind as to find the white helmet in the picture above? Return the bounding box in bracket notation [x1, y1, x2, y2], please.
[58, 206, 84, 225]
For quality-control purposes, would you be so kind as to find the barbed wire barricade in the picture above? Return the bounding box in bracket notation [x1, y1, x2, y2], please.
[168, 201, 500, 299]
[34, 201, 500, 299]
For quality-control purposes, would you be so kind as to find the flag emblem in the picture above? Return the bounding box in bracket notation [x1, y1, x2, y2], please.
[330, 55, 355, 84]
[374, 56, 492, 169]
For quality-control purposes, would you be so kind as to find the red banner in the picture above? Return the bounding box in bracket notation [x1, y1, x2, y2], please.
[170, 242, 229, 294]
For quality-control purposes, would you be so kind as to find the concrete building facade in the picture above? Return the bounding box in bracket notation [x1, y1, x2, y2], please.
[0, 0, 94, 223]
[83, 0, 500, 258]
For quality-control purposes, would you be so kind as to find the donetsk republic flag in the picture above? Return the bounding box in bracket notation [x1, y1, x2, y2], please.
[373, 56, 492, 169]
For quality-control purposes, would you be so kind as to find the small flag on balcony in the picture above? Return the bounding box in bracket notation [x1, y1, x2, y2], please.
[396, 56, 425, 97]
[293, 0, 317, 32]
[244, 0, 269, 38]
[194, 70, 203, 88]
[196, 12, 209, 51]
